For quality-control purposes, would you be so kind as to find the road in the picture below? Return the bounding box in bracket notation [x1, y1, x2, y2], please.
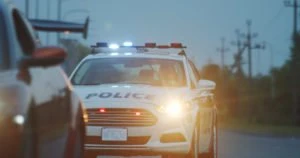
[98, 130, 300, 158]
[219, 130, 300, 158]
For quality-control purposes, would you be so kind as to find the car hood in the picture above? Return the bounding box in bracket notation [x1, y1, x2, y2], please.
[74, 84, 191, 108]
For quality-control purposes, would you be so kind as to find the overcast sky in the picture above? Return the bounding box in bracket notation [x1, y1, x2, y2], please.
[13, 0, 293, 75]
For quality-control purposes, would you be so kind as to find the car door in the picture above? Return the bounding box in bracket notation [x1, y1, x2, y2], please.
[10, 9, 69, 158]
[188, 60, 213, 151]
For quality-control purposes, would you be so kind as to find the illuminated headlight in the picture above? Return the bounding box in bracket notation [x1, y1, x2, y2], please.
[13, 115, 25, 125]
[156, 100, 186, 117]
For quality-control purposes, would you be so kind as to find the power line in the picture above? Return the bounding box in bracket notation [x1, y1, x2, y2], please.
[262, 6, 285, 33]
[217, 37, 230, 70]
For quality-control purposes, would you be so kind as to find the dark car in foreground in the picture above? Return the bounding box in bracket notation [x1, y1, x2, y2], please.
[0, 1, 85, 157]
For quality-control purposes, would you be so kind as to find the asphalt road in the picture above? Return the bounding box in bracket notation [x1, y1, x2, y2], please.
[98, 130, 300, 158]
[219, 130, 300, 158]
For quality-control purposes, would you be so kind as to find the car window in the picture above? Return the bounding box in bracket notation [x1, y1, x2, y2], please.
[71, 58, 187, 87]
[186, 63, 197, 89]
[0, 21, 3, 69]
[0, 9, 8, 70]
[12, 10, 35, 55]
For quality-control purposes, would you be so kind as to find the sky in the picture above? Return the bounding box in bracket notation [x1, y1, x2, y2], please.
[13, 0, 293, 75]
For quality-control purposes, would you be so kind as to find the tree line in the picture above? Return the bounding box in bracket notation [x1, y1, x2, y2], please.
[200, 34, 300, 126]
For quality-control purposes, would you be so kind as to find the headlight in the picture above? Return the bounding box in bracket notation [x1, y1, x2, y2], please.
[156, 100, 187, 117]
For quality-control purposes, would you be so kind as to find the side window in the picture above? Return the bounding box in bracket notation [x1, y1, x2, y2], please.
[0, 10, 9, 70]
[189, 60, 201, 81]
[12, 10, 35, 55]
[71, 61, 92, 84]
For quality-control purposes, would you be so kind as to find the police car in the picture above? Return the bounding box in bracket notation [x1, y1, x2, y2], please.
[69, 42, 217, 158]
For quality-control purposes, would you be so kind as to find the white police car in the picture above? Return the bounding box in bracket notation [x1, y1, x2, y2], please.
[69, 42, 218, 158]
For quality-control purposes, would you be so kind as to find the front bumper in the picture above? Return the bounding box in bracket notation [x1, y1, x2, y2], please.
[84, 107, 195, 156]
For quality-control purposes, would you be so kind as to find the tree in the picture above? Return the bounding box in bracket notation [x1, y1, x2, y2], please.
[60, 39, 90, 75]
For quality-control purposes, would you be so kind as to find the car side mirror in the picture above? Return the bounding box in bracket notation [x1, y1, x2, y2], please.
[19, 46, 67, 68]
[197, 80, 216, 91]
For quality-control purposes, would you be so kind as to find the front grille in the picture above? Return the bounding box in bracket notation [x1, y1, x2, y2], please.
[85, 136, 150, 145]
[87, 108, 157, 127]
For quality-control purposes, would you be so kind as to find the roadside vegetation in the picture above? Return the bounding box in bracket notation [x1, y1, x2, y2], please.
[201, 34, 300, 135]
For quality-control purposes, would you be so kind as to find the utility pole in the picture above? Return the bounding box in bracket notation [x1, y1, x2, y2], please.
[217, 37, 230, 70]
[243, 20, 258, 81]
[35, 0, 39, 18]
[46, 0, 51, 45]
[57, 0, 63, 44]
[25, 0, 29, 18]
[231, 29, 245, 77]
[284, 0, 300, 36]
[284, 0, 300, 124]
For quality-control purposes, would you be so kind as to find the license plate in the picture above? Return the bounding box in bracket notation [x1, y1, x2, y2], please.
[101, 128, 128, 141]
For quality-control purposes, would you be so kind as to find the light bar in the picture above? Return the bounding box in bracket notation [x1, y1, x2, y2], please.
[108, 43, 119, 49]
[91, 42, 186, 50]
[157, 45, 170, 49]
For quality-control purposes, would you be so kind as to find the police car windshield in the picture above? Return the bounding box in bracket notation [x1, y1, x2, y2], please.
[71, 58, 187, 87]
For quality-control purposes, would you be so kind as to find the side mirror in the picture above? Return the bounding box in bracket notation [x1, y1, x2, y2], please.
[198, 80, 216, 91]
[19, 46, 67, 68]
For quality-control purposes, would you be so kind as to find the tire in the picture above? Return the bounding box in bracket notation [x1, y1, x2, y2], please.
[190, 125, 199, 158]
[204, 115, 218, 158]
[210, 116, 218, 158]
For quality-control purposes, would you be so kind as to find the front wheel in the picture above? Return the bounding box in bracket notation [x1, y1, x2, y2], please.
[203, 116, 218, 158]
[209, 116, 218, 158]
[190, 125, 199, 158]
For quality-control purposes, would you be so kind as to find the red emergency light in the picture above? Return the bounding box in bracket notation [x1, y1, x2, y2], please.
[170, 43, 183, 48]
[145, 43, 156, 48]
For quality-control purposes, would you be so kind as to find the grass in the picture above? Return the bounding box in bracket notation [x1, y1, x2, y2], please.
[219, 119, 300, 137]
